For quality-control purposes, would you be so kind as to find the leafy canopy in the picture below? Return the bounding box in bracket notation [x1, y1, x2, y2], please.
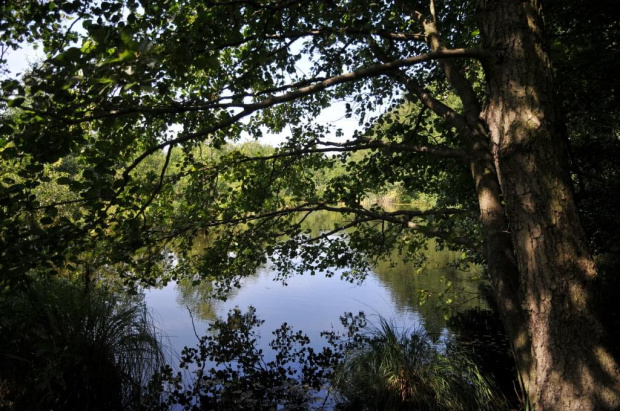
[0, 0, 555, 290]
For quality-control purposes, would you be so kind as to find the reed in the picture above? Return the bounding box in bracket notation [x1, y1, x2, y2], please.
[0, 278, 164, 410]
[332, 317, 507, 411]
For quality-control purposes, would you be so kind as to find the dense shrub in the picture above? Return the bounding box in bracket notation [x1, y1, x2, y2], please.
[332, 318, 507, 411]
[0, 278, 164, 410]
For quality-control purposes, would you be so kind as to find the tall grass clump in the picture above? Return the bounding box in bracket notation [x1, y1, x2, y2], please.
[0, 277, 164, 410]
[332, 318, 507, 411]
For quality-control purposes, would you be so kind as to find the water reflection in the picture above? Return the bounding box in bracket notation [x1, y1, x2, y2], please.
[373, 242, 485, 336]
[146, 210, 486, 362]
[148, 267, 424, 362]
[175, 279, 221, 321]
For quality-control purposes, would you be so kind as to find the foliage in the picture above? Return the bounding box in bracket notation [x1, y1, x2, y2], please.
[143, 307, 505, 411]
[332, 318, 507, 411]
[0, 0, 481, 290]
[2, 0, 620, 405]
[373, 241, 486, 336]
[0, 277, 164, 410]
[143, 306, 340, 410]
[448, 307, 518, 408]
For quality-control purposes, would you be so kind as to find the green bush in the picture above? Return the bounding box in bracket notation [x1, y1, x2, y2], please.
[332, 318, 507, 411]
[145, 306, 337, 410]
[0, 278, 164, 410]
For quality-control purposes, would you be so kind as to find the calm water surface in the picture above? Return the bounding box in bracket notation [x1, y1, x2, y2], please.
[141, 211, 487, 409]
[145, 241, 484, 363]
[147, 267, 423, 360]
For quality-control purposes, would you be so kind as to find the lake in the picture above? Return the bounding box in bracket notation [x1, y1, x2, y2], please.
[144, 219, 486, 368]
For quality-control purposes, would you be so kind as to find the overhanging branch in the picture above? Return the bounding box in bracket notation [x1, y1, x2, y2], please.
[171, 202, 477, 250]
[120, 48, 483, 179]
[317, 137, 469, 160]
[204, 28, 427, 51]
[368, 40, 473, 139]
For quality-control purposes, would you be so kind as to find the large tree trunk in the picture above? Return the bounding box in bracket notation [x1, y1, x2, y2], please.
[478, 0, 620, 408]
[413, 5, 537, 393]
[468, 133, 537, 396]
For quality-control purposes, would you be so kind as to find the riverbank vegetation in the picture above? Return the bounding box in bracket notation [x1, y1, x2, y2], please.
[2, 0, 620, 408]
[0, 277, 164, 410]
[331, 318, 506, 411]
[138, 308, 506, 411]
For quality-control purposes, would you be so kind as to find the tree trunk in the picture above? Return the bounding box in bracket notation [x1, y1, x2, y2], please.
[468, 134, 537, 397]
[479, 0, 620, 408]
[413, 6, 537, 392]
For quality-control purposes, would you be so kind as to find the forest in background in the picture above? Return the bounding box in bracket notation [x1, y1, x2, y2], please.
[1, 0, 620, 409]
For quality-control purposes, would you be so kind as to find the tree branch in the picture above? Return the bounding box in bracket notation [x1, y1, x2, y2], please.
[210, 138, 468, 169]
[303, 218, 375, 245]
[136, 144, 175, 222]
[317, 137, 469, 159]
[366, 37, 474, 139]
[110, 47, 483, 196]
[411, 3, 483, 127]
[182, 202, 476, 248]
[145, 199, 478, 253]
[25, 47, 481, 127]
[204, 28, 426, 52]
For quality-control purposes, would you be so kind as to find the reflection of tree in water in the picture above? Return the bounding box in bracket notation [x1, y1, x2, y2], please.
[299, 210, 349, 238]
[175, 273, 265, 322]
[175, 279, 221, 321]
[180, 210, 486, 333]
[373, 242, 486, 337]
[174, 230, 249, 321]
[300, 210, 487, 337]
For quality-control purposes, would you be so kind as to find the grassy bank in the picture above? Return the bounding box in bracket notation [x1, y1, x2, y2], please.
[0, 278, 164, 410]
[332, 318, 507, 411]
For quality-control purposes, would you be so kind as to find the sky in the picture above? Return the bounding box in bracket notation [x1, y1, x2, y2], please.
[4, 43, 43, 77]
[3, 36, 375, 148]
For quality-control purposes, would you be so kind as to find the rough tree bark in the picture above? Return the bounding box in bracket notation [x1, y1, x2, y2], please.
[410, 3, 537, 394]
[478, 0, 620, 408]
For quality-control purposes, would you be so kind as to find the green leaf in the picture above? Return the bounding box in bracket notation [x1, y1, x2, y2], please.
[8, 97, 25, 107]
[195, 55, 220, 70]
[62, 47, 83, 62]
